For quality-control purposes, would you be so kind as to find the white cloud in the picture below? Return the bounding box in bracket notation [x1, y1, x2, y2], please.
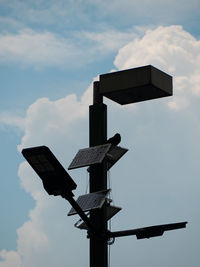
[0, 111, 25, 130]
[0, 29, 79, 69]
[1, 0, 200, 33]
[1, 25, 200, 266]
[0, 28, 139, 69]
[18, 82, 93, 151]
[78, 29, 138, 54]
[0, 17, 24, 31]
[95, 0, 199, 18]
[114, 25, 200, 110]
[0, 250, 21, 267]
[0, 81, 93, 266]
[114, 25, 199, 73]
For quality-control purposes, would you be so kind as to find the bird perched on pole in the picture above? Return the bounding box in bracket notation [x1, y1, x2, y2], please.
[106, 133, 121, 146]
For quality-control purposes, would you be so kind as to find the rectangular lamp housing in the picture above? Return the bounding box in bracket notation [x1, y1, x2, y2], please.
[99, 65, 172, 105]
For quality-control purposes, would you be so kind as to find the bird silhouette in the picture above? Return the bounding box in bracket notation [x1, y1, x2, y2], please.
[106, 133, 121, 146]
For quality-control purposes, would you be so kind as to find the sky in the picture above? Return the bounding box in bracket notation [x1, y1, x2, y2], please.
[0, 0, 200, 266]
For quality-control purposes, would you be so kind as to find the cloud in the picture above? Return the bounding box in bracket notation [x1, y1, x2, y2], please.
[1, 25, 200, 266]
[114, 25, 200, 110]
[91, 0, 200, 19]
[0, 17, 24, 32]
[1, 0, 200, 33]
[0, 0, 93, 27]
[0, 29, 80, 69]
[78, 29, 137, 54]
[0, 28, 138, 69]
[0, 250, 21, 267]
[0, 111, 25, 130]
[0, 82, 93, 266]
[17, 80, 94, 151]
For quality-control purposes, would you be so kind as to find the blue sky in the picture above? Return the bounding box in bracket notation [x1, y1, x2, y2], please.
[0, 1, 200, 266]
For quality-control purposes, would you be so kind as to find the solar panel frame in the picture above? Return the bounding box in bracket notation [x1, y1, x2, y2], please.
[75, 205, 122, 230]
[105, 146, 128, 170]
[68, 189, 111, 216]
[68, 144, 111, 170]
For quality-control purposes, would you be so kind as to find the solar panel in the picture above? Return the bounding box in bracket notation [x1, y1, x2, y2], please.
[75, 205, 122, 230]
[68, 189, 110, 216]
[87, 145, 128, 172]
[68, 144, 111, 170]
[105, 146, 128, 170]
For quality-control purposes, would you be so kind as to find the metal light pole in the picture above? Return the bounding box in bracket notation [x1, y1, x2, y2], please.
[89, 81, 108, 267]
[88, 65, 173, 267]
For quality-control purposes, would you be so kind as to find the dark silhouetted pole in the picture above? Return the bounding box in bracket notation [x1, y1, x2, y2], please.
[89, 81, 108, 267]
[21, 66, 188, 267]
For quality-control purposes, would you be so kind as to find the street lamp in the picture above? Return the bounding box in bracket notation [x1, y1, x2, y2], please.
[88, 65, 183, 267]
[21, 145, 103, 236]
[22, 146, 77, 197]
[99, 65, 172, 105]
[107, 222, 187, 240]
[21, 64, 187, 267]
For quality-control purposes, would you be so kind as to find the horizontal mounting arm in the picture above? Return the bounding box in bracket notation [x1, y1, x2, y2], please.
[107, 221, 187, 239]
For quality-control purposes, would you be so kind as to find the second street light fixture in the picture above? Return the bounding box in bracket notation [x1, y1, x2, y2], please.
[21, 64, 187, 267]
[99, 65, 172, 105]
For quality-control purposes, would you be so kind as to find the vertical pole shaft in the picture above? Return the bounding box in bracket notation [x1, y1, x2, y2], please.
[89, 81, 108, 267]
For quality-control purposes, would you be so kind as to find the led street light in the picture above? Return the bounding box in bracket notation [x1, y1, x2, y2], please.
[22, 146, 77, 197]
[108, 222, 188, 239]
